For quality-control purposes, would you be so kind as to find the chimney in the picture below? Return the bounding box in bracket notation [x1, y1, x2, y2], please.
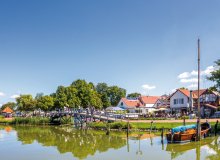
[189, 90, 193, 112]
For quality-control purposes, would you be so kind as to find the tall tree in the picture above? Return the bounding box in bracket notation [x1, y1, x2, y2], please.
[54, 86, 68, 109]
[127, 92, 141, 99]
[96, 83, 111, 108]
[71, 79, 102, 109]
[66, 86, 80, 109]
[1, 102, 16, 111]
[107, 86, 126, 106]
[36, 95, 54, 111]
[207, 59, 220, 91]
[16, 95, 36, 111]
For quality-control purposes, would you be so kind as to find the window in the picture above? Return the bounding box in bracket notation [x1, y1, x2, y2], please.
[174, 99, 177, 104]
[179, 98, 184, 104]
[120, 102, 123, 106]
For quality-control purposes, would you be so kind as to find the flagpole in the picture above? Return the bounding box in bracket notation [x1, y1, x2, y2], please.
[197, 38, 201, 141]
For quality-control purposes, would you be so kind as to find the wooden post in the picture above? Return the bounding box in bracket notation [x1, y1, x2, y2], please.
[161, 127, 164, 143]
[127, 115, 130, 137]
[150, 120, 153, 134]
[183, 117, 186, 126]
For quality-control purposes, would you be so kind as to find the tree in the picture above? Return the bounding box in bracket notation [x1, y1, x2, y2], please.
[16, 95, 36, 111]
[36, 95, 54, 111]
[1, 102, 16, 111]
[107, 86, 126, 106]
[96, 83, 111, 108]
[127, 92, 141, 99]
[54, 86, 68, 109]
[71, 79, 103, 109]
[35, 93, 44, 100]
[207, 59, 220, 91]
[66, 86, 80, 109]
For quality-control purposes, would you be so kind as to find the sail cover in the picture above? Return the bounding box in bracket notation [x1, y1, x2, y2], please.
[171, 124, 197, 134]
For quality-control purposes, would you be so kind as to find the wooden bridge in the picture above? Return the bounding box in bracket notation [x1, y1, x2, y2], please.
[49, 111, 123, 125]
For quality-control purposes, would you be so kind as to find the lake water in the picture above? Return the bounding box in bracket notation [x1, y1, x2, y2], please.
[0, 125, 220, 160]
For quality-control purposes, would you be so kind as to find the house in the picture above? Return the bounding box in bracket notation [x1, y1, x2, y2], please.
[139, 96, 160, 113]
[1, 106, 14, 118]
[118, 96, 160, 114]
[118, 98, 143, 113]
[169, 88, 220, 117]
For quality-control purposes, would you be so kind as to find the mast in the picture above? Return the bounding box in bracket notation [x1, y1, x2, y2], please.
[197, 38, 201, 141]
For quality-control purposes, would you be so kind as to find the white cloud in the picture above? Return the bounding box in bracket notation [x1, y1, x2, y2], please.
[202, 66, 215, 75]
[180, 78, 198, 83]
[178, 72, 190, 79]
[10, 94, 20, 99]
[142, 84, 156, 90]
[171, 88, 177, 93]
[0, 104, 2, 107]
[0, 92, 5, 97]
[178, 66, 215, 84]
[187, 84, 197, 89]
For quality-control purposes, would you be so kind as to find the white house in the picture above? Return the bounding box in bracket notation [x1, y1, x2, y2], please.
[169, 89, 190, 113]
[117, 98, 143, 113]
[169, 88, 220, 116]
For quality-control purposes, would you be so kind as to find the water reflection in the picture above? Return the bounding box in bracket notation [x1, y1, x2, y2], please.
[166, 136, 220, 160]
[14, 126, 126, 159]
[1, 125, 220, 160]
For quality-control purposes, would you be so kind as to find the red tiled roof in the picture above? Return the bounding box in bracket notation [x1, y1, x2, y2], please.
[121, 98, 143, 108]
[192, 89, 207, 97]
[140, 96, 160, 104]
[170, 89, 207, 99]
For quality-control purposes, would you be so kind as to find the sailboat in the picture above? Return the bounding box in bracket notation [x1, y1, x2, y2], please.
[166, 39, 211, 143]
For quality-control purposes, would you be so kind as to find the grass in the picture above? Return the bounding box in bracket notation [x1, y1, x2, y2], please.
[88, 121, 219, 131]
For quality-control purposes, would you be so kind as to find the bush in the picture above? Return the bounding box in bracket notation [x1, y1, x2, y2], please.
[11, 117, 50, 125]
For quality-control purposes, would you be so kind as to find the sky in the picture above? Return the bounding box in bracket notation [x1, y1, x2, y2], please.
[0, 0, 220, 105]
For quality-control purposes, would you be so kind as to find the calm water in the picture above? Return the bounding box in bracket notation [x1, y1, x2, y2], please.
[0, 125, 220, 160]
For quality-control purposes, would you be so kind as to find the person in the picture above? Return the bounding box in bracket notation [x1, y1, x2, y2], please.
[214, 120, 218, 136]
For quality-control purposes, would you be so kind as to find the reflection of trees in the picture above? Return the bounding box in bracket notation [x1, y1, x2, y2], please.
[14, 126, 126, 159]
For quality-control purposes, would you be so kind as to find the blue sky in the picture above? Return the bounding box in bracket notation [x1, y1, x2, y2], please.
[0, 0, 220, 105]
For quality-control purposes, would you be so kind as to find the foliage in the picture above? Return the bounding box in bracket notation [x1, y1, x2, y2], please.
[16, 95, 36, 111]
[71, 79, 103, 109]
[107, 86, 126, 106]
[96, 83, 111, 108]
[36, 95, 54, 111]
[0, 102, 16, 111]
[207, 59, 220, 91]
[127, 92, 141, 99]
[11, 117, 50, 125]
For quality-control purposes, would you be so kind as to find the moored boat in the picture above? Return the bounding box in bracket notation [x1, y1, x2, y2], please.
[166, 123, 211, 143]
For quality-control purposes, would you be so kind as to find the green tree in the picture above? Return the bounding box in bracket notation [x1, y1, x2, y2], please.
[71, 79, 103, 109]
[107, 86, 126, 106]
[1, 102, 16, 111]
[36, 95, 54, 111]
[16, 95, 36, 111]
[127, 92, 141, 99]
[207, 59, 220, 91]
[66, 86, 80, 109]
[96, 83, 111, 108]
[54, 86, 68, 109]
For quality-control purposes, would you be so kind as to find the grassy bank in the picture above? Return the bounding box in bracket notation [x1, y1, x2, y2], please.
[0, 117, 72, 125]
[88, 121, 218, 131]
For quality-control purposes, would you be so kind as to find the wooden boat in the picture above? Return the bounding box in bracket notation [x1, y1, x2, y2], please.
[166, 123, 211, 143]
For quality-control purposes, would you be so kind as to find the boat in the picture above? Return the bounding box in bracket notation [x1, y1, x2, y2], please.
[166, 122, 211, 143]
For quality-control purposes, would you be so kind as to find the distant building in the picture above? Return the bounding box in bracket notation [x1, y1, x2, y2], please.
[169, 88, 220, 117]
[118, 96, 161, 114]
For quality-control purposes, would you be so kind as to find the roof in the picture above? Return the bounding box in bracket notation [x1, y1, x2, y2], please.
[121, 98, 143, 108]
[2, 107, 13, 113]
[140, 96, 160, 104]
[169, 89, 208, 99]
[192, 89, 207, 98]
